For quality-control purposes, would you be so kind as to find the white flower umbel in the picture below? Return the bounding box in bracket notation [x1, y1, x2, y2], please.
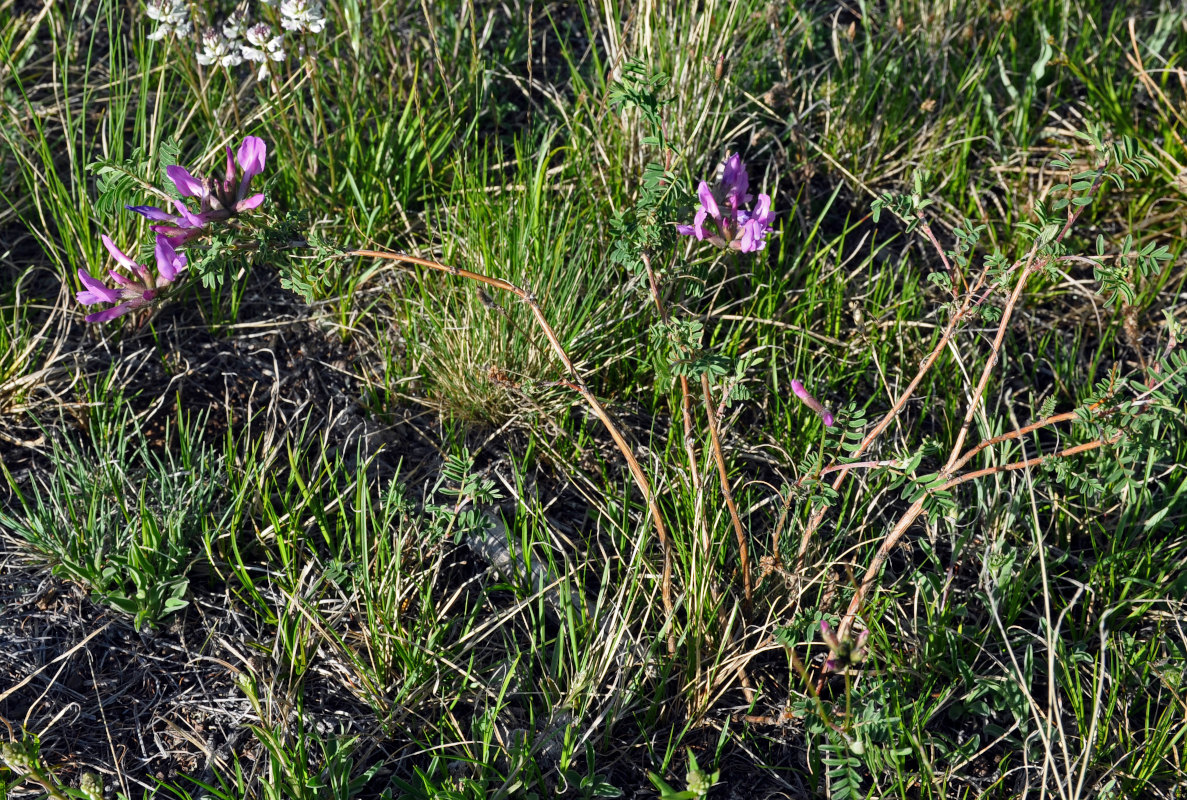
[242, 23, 286, 79]
[145, 0, 192, 41]
[221, 9, 247, 39]
[196, 27, 243, 67]
[279, 0, 326, 33]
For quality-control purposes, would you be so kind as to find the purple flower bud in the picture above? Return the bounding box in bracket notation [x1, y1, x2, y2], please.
[819, 619, 870, 673]
[791, 379, 835, 427]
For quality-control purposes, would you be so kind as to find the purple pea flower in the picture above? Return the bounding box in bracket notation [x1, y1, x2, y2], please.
[74, 234, 188, 323]
[791, 379, 835, 427]
[125, 199, 210, 247]
[127, 135, 267, 237]
[677, 153, 775, 253]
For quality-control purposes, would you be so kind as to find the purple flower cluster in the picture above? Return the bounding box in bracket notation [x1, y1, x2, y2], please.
[75, 136, 267, 324]
[128, 136, 267, 246]
[77, 236, 187, 323]
[677, 153, 775, 253]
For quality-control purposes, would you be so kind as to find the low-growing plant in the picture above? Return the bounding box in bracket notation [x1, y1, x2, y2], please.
[0, 405, 223, 629]
[14, 25, 1187, 797]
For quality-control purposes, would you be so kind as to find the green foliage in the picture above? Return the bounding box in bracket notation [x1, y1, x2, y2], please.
[817, 737, 863, 800]
[870, 168, 934, 232]
[187, 231, 242, 290]
[647, 750, 719, 800]
[1089, 232, 1174, 307]
[0, 405, 220, 630]
[87, 136, 182, 215]
[820, 401, 867, 459]
[424, 453, 502, 544]
[608, 58, 672, 134]
[2, 2, 1187, 798]
[558, 745, 623, 799]
[608, 58, 682, 275]
[271, 218, 345, 302]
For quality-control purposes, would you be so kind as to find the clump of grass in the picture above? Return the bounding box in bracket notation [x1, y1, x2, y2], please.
[404, 132, 635, 424]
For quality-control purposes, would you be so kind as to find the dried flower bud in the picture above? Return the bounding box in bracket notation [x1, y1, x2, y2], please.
[820, 620, 870, 672]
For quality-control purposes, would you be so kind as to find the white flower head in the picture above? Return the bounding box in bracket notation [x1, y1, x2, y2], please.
[145, 0, 185, 22]
[242, 23, 286, 77]
[145, 0, 192, 40]
[245, 22, 272, 47]
[279, 0, 326, 34]
[197, 26, 241, 67]
[222, 9, 247, 39]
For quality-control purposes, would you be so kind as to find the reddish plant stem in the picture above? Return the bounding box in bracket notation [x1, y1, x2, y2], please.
[701, 373, 753, 607]
[348, 248, 677, 651]
[943, 168, 1108, 472]
[919, 221, 961, 293]
[837, 433, 1121, 637]
[797, 167, 1108, 580]
[641, 254, 706, 559]
[941, 435, 1119, 492]
[792, 282, 982, 574]
[817, 460, 898, 478]
[642, 253, 751, 607]
[947, 408, 1087, 475]
[941, 252, 1040, 470]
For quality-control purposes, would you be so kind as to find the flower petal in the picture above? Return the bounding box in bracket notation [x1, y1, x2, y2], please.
[108, 269, 135, 288]
[152, 226, 204, 247]
[166, 165, 206, 198]
[820, 620, 841, 651]
[126, 204, 178, 222]
[224, 145, 237, 187]
[791, 379, 834, 426]
[100, 234, 138, 270]
[737, 223, 757, 253]
[752, 193, 774, 224]
[154, 235, 186, 282]
[236, 136, 267, 182]
[722, 153, 749, 207]
[172, 199, 208, 228]
[235, 192, 265, 212]
[85, 302, 134, 323]
[75, 268, 120, 305]
[696, 181, 720, 220]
